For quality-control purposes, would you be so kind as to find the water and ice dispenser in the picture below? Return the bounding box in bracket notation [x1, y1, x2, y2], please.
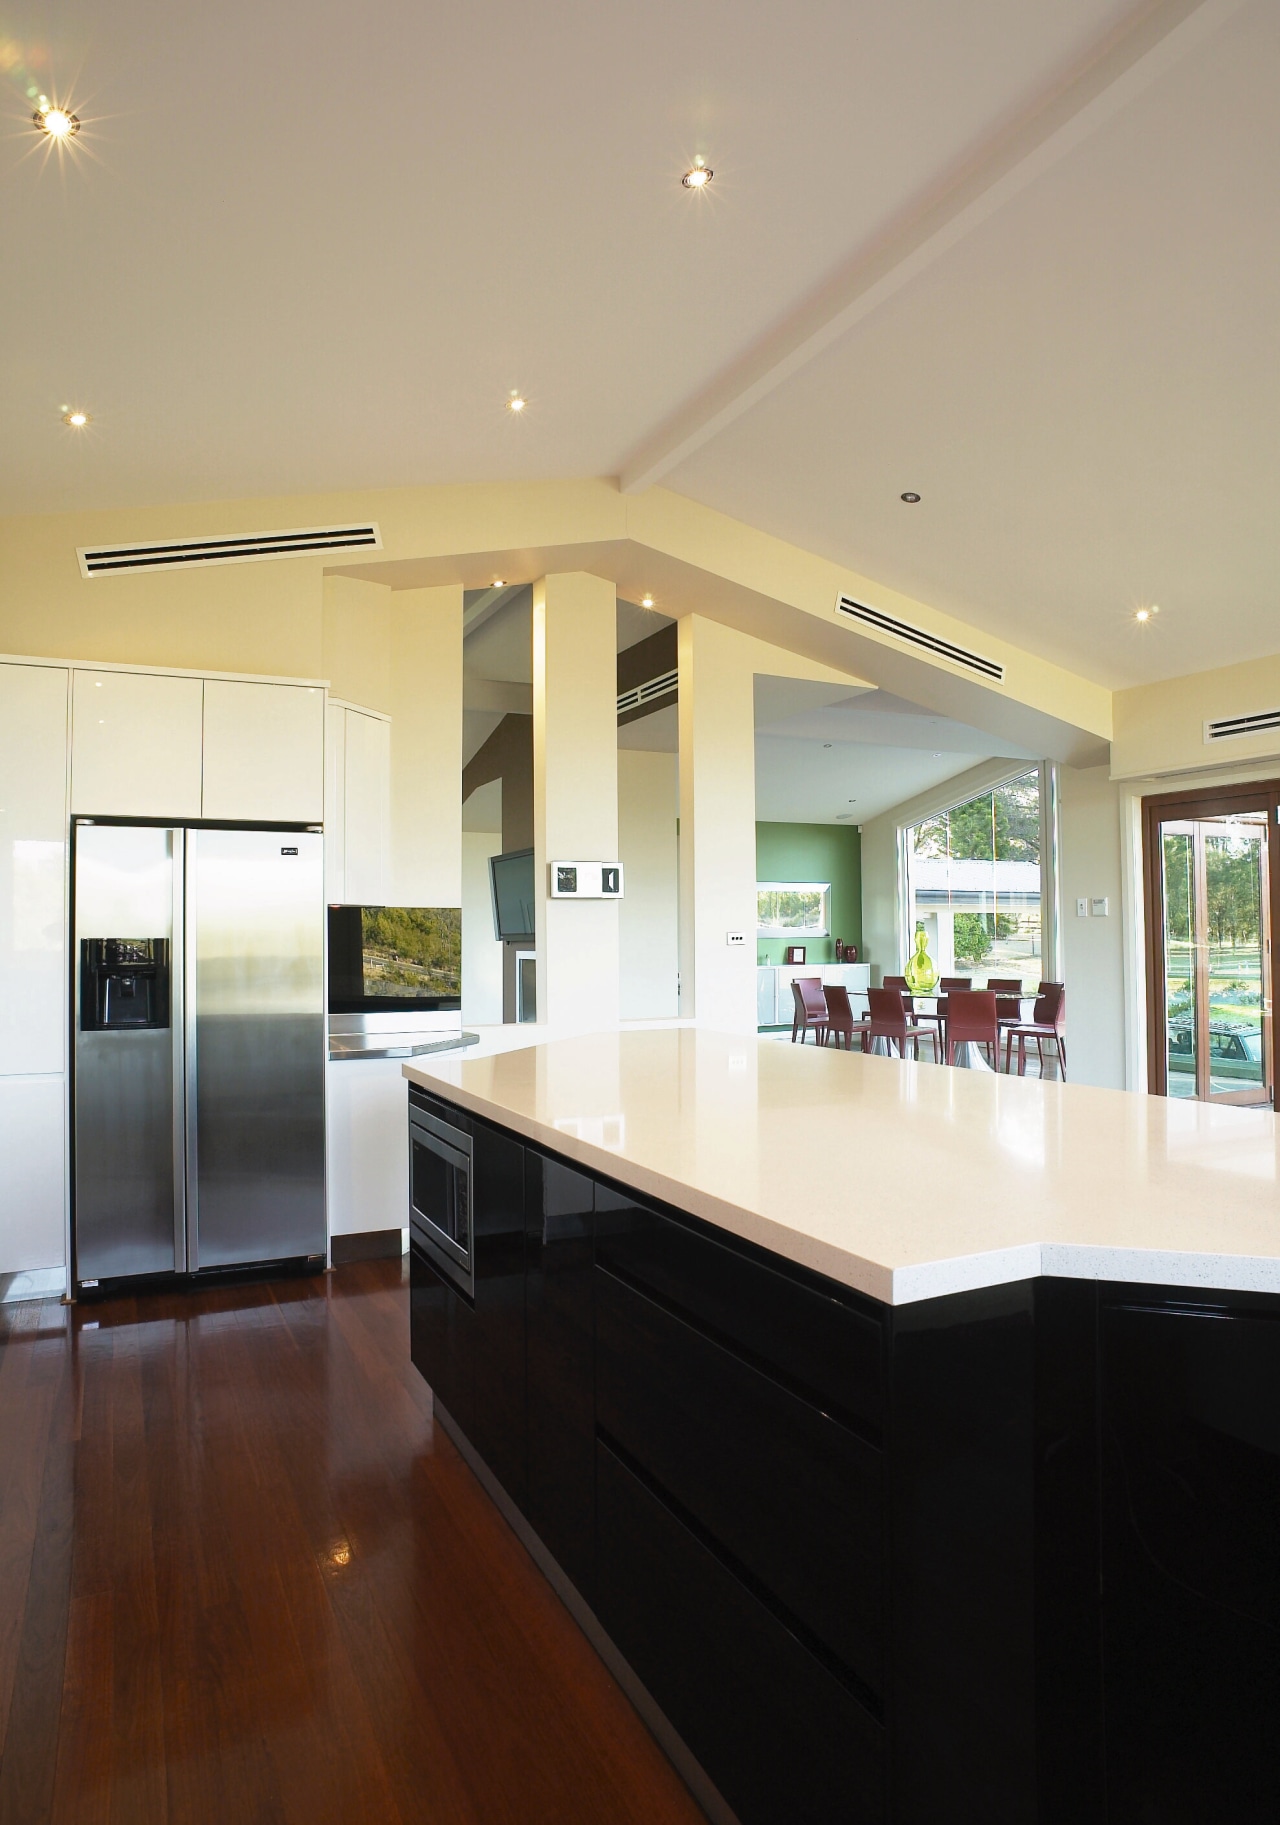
[79, 938, 171, 1032]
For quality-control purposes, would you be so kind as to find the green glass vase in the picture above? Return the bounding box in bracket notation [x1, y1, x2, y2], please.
[903, 923, 938, 995]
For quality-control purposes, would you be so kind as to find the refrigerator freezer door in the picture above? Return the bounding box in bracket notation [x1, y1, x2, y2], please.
[186, 829, 325, 1268]
[73, 824, 184, 1280]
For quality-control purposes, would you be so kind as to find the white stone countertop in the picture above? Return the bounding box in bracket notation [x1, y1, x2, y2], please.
[404, 1027, 1280, 1306]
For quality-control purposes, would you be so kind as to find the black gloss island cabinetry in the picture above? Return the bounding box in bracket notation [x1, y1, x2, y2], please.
[406, 1080, 1280, 1825]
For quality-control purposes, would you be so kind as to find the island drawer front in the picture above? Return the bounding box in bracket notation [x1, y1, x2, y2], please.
[595, 1440, 886, 1825]
[596, 1265, 883, 1694]
[409, 1239, 474, 1437]
[595, 1185, 884, 1438]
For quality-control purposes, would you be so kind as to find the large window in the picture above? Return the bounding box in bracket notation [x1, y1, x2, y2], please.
[906, 771, 1042, 991]
[757, 882, 830, 938]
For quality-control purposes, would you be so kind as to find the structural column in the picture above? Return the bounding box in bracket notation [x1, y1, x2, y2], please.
[677, 616, 759, 1034]
[533, 573, 619, 1029]
[389, 584, 463, 906]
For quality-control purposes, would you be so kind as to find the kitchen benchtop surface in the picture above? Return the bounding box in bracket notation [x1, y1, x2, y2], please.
[404, 1028, 1280, 1306]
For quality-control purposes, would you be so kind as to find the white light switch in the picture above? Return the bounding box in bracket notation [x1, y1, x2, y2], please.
[1091, 897, 1110, 917]
[1076, 898, 1089, 918]
[726, 930, 746, 947]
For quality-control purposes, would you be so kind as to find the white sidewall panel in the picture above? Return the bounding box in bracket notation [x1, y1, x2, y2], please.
[343, 711, 391, 903]
[0, 663, 69, 1076]
[0, 1075, 66, 1274]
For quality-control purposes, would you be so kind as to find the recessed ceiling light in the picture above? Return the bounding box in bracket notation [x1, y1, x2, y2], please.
[823, 743, 832, 749]
[640, 593, 654, 609]
[507, 391, 526, 414]
[492, 579, 506, 588]
[1135, 605, 1161, 624]
[682, 158, 713, 190]
[34, 103, 79, 140]
[62, 409, 90, 427]
[900, 492, 921, 504]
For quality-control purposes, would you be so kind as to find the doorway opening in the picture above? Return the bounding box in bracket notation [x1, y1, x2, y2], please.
[1143, 783, 1277, 1104]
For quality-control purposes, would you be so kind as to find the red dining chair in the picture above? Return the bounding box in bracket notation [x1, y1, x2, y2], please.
[822, 983, 872, 1052]
[790, 977, 829, 1046]
[866, 987, 937, 1062]
[944, 990, 1000, 1068]
[1005, 983, 1067, 1079]
[935, 975, 972, 1053]
[883, 973, 939, 1046]
[986, 977, 1025, 1048]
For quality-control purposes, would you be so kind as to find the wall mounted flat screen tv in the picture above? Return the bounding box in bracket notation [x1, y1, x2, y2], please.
[328, 905, 461, 1013]
[489, 848, 536, 943]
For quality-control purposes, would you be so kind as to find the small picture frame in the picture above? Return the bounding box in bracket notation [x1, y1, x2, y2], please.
[784, 945, 806, 965]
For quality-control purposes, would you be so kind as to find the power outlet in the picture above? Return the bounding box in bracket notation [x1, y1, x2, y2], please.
[726, 930, 746, 947]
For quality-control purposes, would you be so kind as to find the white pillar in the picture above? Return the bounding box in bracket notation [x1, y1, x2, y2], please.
[388, 585, 462, 906]
[533, 573, 619, 1030]
[677, 616, 758, 1034]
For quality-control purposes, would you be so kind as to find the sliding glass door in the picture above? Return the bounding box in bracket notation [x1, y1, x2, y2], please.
[1146, 789, 1275, 1105]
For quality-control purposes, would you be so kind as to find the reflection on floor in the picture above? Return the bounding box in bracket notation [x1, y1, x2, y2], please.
[0, 1260, 702, 1824]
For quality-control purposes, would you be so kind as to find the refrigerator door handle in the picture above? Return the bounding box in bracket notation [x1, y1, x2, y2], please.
[184, 829, 200, 1273]
[171, 828, 188, 1272]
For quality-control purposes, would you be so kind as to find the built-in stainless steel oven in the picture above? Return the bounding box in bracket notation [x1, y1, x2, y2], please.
[409, 1096, 474, 1299]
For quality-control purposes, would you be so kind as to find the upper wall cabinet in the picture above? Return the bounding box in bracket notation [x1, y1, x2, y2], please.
[0, 663, 69, 1076]
[202, 680, 325, 823]
[343, 709, 391, 903]
[324, 705, 347, 901]
[71, 669, 203, 818]
[324, 703, 391, 903]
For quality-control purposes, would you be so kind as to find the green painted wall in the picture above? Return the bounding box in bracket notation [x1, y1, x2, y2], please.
[755, 822, 862, 966]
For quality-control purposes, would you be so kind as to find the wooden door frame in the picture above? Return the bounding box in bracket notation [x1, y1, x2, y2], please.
[1142, 780, 1279, 1100]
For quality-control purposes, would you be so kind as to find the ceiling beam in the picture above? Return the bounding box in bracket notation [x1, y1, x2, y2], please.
[618, 0, 1246, 495]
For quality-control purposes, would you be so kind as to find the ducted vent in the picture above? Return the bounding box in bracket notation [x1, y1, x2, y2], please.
[78, 522, 382, 578]
[617, 668, 679, 715]
[1205, 708, 1280, 744]
[835, 594, 1004, 685]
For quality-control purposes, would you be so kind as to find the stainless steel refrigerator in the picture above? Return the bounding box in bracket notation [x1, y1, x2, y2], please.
[72, 821, 326, 1290]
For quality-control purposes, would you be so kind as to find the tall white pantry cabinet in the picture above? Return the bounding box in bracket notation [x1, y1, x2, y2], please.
[0, 658, 329, 1286]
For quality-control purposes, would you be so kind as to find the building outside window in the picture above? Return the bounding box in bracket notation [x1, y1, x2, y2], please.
[905, 771, 1042, 991]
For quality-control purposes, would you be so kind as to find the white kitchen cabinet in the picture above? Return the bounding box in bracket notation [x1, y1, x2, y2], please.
[0, 664, 69, 1077]
[343, 709, 391, 903]
[324, 705, 346, 901]
[0, 1075, 66, 1275]
[326, 1058, 408, 1238]
[71, 669, 203, 818]
[201, 679, 325, 823]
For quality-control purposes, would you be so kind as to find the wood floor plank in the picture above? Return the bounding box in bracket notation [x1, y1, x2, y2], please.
[0, 1264, 707, 1825]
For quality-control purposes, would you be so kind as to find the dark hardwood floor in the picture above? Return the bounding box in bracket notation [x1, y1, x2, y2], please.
[0, 1260, 705, 1824]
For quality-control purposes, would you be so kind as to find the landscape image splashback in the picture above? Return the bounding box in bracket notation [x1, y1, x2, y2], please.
[361, 906, 461, 1001]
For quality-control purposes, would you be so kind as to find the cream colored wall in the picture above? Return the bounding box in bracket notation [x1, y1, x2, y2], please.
[1058, 765, 1126, 1089]
[389, 586, 462, 907]
[618, 749, 679, 1020]
[323, 576, 392, 713]
[1113, 654, 1280, 781]
[533, 573, 620, 1029]
[679, 616, 871, 1032]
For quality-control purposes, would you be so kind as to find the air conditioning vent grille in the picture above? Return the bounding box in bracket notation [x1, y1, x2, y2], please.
[834, 594, 1004, 684]
[617, 668, 678, 715]
[1205, 709, 1280, 744]
[78, 523, 382, 578]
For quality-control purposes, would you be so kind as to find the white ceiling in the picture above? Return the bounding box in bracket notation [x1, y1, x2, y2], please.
[754, 686, 1030, 823]
[4, 0, 1271, 692]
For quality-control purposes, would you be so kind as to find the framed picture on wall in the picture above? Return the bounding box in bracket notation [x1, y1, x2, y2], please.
[784, 945, 807, 965]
